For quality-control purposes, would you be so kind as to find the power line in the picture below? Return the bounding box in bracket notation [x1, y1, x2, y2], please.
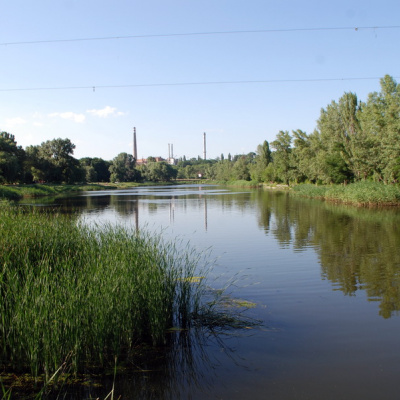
[1, 76, 398, 92]
[1, 26, 399, 46]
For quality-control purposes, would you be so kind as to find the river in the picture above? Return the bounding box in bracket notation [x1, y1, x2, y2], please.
[22, 184, 400, 399]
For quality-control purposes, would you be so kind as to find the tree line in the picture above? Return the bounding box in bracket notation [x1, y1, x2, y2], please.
[1, 75, 399, 185]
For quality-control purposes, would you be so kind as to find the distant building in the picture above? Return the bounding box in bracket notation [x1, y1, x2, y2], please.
[136, 157, 165, 165]
[167, 157, 177, 165]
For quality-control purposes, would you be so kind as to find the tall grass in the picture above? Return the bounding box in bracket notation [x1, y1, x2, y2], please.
[206, 179, 261, 188]
[292, 182, 400, 206]
[0, 206, 207, 383]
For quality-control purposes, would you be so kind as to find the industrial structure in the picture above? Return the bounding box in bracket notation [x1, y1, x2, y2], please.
[132, 127, 207, 165]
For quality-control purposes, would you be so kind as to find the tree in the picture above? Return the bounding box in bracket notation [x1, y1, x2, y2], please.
[25, 138, 82, 183]
[316, 92, 364, 182]
[256, 140, 272, 167]
[141, 161, 177, 182]
[0, 132, 25, 183]
[271, 131, 293, 184]
[213, 159, 233, 181]
[232, 157, 251, 180]
[109, 153, 139, 182]
[251, 140, 272, 182]
[80, 157, 111, 182]
[360, 75, 400, 183]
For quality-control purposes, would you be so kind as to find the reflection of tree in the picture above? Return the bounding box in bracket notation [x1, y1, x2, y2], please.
[106, 195, 142, 217]
[255, 191, 400, 318]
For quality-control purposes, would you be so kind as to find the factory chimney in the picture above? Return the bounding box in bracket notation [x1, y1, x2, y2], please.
[133, 127, 138, 160]
[203, 132, 206, 160]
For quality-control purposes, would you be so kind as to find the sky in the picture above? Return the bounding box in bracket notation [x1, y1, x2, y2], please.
[1, 0, 400, 161]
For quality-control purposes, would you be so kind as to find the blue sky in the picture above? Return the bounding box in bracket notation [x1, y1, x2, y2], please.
[1, 0, 399, 161]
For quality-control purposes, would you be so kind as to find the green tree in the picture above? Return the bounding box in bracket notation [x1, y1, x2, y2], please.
[251, 140, 272, 182]
[360, 75, 400, 183]
[213, 159, 233, 181]
[271, 130, 293, 184]
[232, 157, 251, 180]
[316, 92, 363, 182]
[141, 161, 177, 182]
[109, 153, 139, 182]
[257, 140, 272, 167]
[80, 157, 111, 182]
[25, 138, 82, 183]
[0, 132, 25, 183]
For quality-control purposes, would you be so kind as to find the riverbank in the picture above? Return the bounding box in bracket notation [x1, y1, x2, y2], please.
[292, 182, 400, 206]
[0, 183, 116, 201]
[0, 181, 194, 201]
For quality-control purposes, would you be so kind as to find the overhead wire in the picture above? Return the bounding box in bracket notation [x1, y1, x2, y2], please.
[1, 25, 399, 46]
[1, 77, 399, 92]
[1, 25, 399, 92]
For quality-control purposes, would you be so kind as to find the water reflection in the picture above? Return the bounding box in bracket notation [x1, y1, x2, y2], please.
[21, 186, 400, 320]
[252, 191, 400, 318]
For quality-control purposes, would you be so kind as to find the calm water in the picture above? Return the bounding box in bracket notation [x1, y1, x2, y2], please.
[23, 185, 400, 399]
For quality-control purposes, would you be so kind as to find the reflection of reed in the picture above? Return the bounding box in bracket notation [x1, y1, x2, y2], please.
[59, 326, 245, 400]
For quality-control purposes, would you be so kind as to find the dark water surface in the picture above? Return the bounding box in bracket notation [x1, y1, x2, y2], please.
[22, 185, 400, 399]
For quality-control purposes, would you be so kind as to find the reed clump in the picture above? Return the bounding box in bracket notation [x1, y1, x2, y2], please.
[0, 206, 207, 382]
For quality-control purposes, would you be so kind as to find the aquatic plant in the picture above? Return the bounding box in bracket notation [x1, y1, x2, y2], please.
[0, 206, 208, 383]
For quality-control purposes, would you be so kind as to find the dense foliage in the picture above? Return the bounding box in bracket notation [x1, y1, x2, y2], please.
[1, 75, 399, 185]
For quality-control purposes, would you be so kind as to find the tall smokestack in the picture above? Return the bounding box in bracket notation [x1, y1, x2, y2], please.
[171, 144, 174, 159]
[168, 143, 171, 159]
[203, 132, 206, 160]
[133, 127, 138, 160]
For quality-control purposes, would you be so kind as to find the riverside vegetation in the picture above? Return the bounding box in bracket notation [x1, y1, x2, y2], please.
[0, 183, 114, 201]
[0, 204, 251, 398]
[292, 182, 400, 206]
[2, 75, 400, 196]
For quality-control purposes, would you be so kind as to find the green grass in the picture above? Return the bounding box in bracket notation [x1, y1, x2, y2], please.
[0, 183, 116, 201]
[0, 187, 22, 201]
[292, 182, 400, 206]
[206, 179, 261, 188]
[291, 184, 329, 199]
[0, 206, 209, 384]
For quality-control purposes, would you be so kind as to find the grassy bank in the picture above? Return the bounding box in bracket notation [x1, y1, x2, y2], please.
[0, 183, 115, 201]
[206, 179, 262, 188]
[292, 182, 400, 206]
[0, 206, 209, 384]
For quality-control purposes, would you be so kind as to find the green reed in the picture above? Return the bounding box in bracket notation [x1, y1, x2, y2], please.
[0, 206, 207, 381]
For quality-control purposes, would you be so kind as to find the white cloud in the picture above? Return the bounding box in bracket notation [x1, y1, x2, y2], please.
[49, 112, 86, 123]
[86, 106, 125, 118]
[4, 117, 27, 129]
[33, 122, 44, 127]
